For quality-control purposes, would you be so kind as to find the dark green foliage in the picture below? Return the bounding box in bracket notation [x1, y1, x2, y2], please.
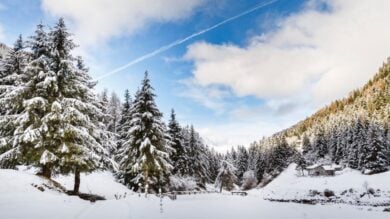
[168, 109, 186, 175]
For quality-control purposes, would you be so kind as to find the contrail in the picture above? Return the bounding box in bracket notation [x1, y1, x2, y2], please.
[96, 0, 279, 80]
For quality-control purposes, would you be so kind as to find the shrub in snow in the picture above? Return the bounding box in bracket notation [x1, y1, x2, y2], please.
[241, 170, 258, 190]
[308, 190, 321, 197]
[169, 175, 197, 191]
[294, 155, 307, 176]
[340, 190, 348, 196]
[323, 189, 335, 197]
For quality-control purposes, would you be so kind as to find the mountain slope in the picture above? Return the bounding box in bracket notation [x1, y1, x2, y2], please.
[286, 58, 390, 137]
[242, 60, 389, 187]
[276, 58, 390, 172]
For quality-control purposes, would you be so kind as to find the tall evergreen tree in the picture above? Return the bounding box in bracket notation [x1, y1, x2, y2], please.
[0, 35, 28, 168]
[98, 89, 110, 124]
[49, 18, 112, 191]
[116, 89, 132, 151]
[107, 92, 121, 134]
[235, 146, 249, 182]
[28, 23, 50, 60]
[167, 109, 186, 175]
[347, 118, 366, 168]
[117, 72, 173, 191]
[268, 136, 294, 172]
[361, 123, 388, 173]
[206, 148, 220, 182]
[301, 134, 311, 155]
[95, 89, 117, 156]
[185, 125, 209, 188]
[1, 19, 110, 196]
[313, 129, 328, 158]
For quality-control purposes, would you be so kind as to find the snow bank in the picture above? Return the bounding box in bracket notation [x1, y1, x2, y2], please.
[262, 163, 390, 205]
[54, 171, 130, 199]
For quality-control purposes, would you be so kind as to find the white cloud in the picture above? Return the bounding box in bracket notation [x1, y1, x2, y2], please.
[184, 0, 390, 148]
[179, 79, 230, 114]
[41, 0, 205, 46]
[185, 0, 390, 105]
[197, 112, 301, 152]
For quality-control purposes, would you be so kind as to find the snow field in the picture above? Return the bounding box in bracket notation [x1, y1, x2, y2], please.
[1, 168, 390, 219]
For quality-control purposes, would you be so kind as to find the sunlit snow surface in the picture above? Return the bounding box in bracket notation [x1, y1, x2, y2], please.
[0, 166, 389, 219]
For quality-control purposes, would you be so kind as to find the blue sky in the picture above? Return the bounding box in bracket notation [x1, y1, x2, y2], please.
[1, 0, 389, 151]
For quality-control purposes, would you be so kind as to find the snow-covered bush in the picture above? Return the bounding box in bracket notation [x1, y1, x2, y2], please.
[169, 175, 197, 191]
[308, 189, 321, 197]
[241, 170, 257, 190]
[323, 189, 335, 197]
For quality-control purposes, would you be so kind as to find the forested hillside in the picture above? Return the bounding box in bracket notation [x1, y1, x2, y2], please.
[287, 59, 390, 173]
[231, 59, 390, 184]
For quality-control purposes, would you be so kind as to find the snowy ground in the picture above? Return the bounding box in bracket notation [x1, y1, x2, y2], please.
[0, 167, 389, 219]
[261, 164, 390, 206]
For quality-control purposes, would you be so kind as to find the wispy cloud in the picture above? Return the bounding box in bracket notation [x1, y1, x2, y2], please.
[95, 0, 279, 80]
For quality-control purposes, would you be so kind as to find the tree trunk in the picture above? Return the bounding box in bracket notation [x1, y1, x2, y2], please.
[73, 168, 80, 194]
[144, 170, 148, 198]
[41, 164, 52, 179]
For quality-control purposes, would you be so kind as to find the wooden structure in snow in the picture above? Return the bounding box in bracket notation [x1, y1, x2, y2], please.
[306, 164, 342, 176]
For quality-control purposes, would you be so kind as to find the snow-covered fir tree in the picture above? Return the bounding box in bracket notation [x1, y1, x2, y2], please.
[98, 89, 110, 125]
[206, 148, 220, 182]
[361, 122, 388, 174]
[183, 125, 209, 188]
[0, 35, 28, 168]
[96, 89, 118, 157]
[348, 117, 367, 169]
[312, 128, 328, 158]
[167, 109, 187, 176]
[117, 72, 173, 191]
[268, 136, 295, 173]
[107, 92, 121, 134]
[116, 89, 132, 151]
[0, 19, 111, 195]
[247, 143, 259, 174]
[301, 134, 311, 155]
[235, 146, 248, 182]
